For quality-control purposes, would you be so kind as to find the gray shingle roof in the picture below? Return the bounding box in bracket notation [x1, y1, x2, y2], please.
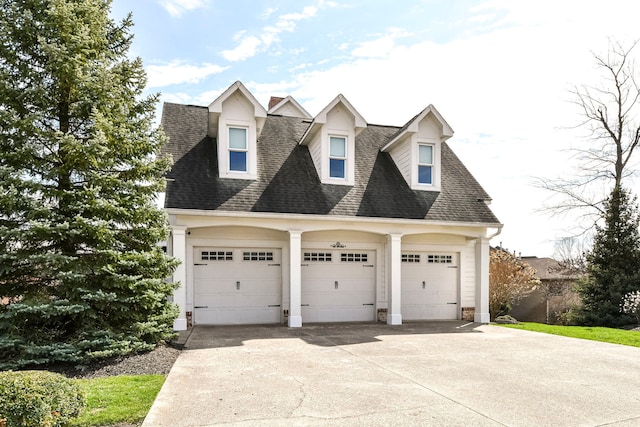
[161, 102, 500, 224]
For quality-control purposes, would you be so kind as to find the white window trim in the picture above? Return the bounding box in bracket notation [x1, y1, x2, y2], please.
[218, 119, 257, 180]
[329, 135, 347, 180]
[417, 143, 434, 186]
[411, 138, 441, 191]
[228, 126, 249, 173]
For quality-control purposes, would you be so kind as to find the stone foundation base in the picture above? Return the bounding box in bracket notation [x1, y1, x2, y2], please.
[461, 307, 475, 321]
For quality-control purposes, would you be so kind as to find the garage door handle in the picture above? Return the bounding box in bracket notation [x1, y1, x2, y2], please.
[301, 304, 310, 307]
[268, 263, 281, 266]
[363, 264, 374, 267]
[194, 263, 207, 266]
[447, 302, 457, 305]
[194, 306, 208, 309]
[268, 304, 281, 307]
[362, 303, 374, 306]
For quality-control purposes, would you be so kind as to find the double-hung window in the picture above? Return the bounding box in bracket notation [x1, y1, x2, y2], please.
[229, 127, 248, 172]
[329, 136, 347, 179]
[418, 144, 434, 185]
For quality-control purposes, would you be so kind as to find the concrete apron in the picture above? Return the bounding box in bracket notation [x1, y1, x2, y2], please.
[143, 322, 640, 426]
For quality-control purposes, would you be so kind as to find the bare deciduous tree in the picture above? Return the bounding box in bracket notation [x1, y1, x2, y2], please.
[552, 236, 589, 275]
[538, 39, 640, 232]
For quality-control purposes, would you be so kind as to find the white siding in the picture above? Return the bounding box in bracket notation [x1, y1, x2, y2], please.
[417, 114, 441, 140]
[189, 226, 287, 242]
[388, 138, 411, 185]
[459, 239, 476, 307]
[276, 103, 304, 118]
[403, 234, 467, 245]
[308, 135, 322, 178]
[221, 94, 253, 119]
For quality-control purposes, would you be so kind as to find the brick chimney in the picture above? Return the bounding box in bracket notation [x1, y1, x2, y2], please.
[268, 96, 285, 109]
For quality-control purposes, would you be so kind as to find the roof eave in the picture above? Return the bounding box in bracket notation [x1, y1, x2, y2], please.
[166, 208, 503, 230]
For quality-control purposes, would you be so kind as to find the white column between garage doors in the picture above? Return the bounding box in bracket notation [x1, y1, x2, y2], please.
[192, 248, 282, 325]
[301, 249, 376, 322]
[401, 252, 459, 320]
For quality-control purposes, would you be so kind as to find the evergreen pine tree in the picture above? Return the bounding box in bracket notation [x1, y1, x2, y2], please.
[576, 187, 640, 326]
[0, 0, 179, 369]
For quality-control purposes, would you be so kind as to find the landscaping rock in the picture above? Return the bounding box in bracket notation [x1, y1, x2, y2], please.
[494, 315, 520, 324]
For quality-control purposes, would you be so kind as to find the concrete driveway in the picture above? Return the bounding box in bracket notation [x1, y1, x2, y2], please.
[143, 322, 640, 426]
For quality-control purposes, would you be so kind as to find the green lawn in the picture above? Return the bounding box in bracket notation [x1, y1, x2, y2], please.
[71, 374, 165, 426]
[497, 322, 640, 348]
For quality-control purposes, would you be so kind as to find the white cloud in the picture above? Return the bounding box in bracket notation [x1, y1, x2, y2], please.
[221, 36, 262, 62]
[222, 2, 331, 62]
[262, 7, 278, 19]
[146, 60, 228, 88]
[351, 28, 411, 59]
[160, 0, 209, 17]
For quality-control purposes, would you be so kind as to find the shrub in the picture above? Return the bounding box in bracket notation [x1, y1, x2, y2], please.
[0, 371, 86, 427]
[621, 291, 640, 325]
[489, 248, 540, 320]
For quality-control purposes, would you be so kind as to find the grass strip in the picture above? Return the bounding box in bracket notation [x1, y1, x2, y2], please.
[497, 322, 640, 348]
[71, 374, 165, 426]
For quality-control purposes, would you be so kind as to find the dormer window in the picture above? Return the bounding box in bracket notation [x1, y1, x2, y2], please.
[299, 94, 366, 186]
[208, 81, 267, 180]
[381, 105, 452, 192]
[329, 136, 347, 179]
[418, 144, 434, 185]
[229, 127, 248, 172]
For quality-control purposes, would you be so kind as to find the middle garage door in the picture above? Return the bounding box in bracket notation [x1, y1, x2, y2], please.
[301, 250, 376, 322]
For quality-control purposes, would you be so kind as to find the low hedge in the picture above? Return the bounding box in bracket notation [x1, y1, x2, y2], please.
[0, 370, 86, 427]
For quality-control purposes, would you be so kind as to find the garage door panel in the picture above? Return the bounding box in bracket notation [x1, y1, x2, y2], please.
[197, 307, 280, 325]
[194, 248, 281, 325]
[402, 252, 458, 320]
[303, 306, 374, 323]
[301, 250, 376, 322]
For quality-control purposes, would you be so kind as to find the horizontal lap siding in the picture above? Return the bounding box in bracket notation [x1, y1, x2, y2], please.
[460, 240, 476, 307]
[389, 140, 411, 184]
[309, 137, 322, 177]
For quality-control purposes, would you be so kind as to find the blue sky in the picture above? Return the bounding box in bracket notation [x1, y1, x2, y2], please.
[110, 0, 640, 257]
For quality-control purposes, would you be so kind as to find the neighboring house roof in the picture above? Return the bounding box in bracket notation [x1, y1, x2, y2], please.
[268, 95, 312, 118]
[520, 256, 580, 281]
[161, 102, 500, 224]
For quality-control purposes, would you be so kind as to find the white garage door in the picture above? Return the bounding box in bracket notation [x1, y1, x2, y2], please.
[193, 248, 281, 325]
[402, 252, 458, 320]
[301, 250, 376, 322]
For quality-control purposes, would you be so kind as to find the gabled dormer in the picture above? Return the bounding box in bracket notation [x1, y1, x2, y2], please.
[268, 95, 312, 119]
[208, 81, 267, 180]
[382, 105, 453, 192]
[299, 95, 367, 186]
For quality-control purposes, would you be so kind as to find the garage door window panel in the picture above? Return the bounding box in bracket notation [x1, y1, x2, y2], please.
[341, 253, 368, 262]
[243, 251, 274, 261]
[304, 252, 332, 262]
[201, 251, 233, 261]
[427, 254, 452, 264]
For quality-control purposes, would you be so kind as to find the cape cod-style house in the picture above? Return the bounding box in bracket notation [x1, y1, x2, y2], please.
[161, 81, 501, 330]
